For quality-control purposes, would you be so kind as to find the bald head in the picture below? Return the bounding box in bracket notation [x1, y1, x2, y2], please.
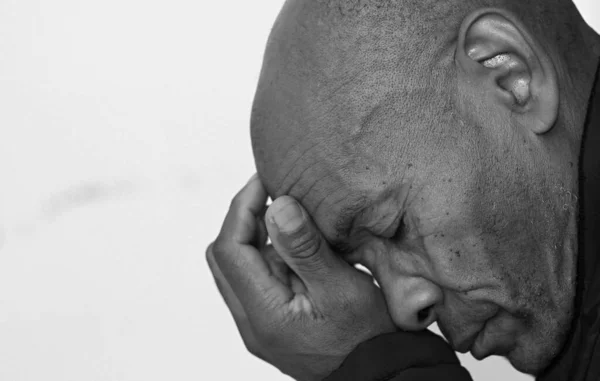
[253, 0, 456, 207]
[251, 0, 592, 199]
[249, 0, 600, 374]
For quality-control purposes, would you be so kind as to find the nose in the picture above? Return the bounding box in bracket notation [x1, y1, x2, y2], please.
[384, 276, 443, 331]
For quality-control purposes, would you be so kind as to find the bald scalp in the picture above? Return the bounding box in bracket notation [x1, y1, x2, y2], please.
[250, 0, 586, 200]
[251, 0, 457, 199]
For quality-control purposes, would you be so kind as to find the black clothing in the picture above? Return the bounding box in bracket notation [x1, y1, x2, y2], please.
[325, 330, 472, 381]
[325, 63, 600, 381]
[538, 62, 600, 381]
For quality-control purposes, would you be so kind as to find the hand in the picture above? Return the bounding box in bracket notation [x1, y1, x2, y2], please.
[206, 175, 396, 381]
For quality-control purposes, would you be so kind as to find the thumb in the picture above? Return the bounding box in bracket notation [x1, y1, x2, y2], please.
[266, 196, 339, 285]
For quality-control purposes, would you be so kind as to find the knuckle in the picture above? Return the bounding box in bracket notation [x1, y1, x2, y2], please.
[211, 236, 235, 268]
[205, 243, 215, 263]
[212, 236, 227, 256]
[229, 192, 244, 209]
[286, 228, 322, 259]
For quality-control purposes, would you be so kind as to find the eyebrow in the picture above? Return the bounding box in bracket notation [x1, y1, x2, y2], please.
[330, 196, 369, 255]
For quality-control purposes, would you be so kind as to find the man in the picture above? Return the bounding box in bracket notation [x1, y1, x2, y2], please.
[207, 0, 600, 379]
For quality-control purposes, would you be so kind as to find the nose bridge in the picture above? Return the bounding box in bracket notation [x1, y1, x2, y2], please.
[379, 268, 444, 331]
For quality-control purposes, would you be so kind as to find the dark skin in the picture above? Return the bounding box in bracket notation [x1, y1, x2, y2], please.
[207, 178, 396, 381]
[208, 0, 600, 379]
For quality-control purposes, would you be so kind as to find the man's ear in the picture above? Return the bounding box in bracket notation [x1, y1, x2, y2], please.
[456, 9, 559, 135]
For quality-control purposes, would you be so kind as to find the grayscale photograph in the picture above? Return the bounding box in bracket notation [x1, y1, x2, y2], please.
[1, 1, 599, 380]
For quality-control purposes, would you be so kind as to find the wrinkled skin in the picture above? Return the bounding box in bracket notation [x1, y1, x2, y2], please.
[207, 179, 397, 381]
[248, 0, 600, 375]
[260, 128, 579, 372]
[255, 106, 580, 373]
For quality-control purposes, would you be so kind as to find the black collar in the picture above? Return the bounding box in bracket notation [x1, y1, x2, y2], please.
[538, 62, 600, 381]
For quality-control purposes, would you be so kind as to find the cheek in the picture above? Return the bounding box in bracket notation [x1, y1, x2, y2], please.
[407, 194, 493, 281]
[407, 194, 503, 289]
[469, 171, 539, 264]
[462, 162, 568, 306]
[422, 232, 498, 290]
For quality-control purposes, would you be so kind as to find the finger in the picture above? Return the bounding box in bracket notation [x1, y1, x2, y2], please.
[265, 196, 341, 287]
[206, 243, 262, 353]
[211, 237, 293, 314]
[207, 244, 268, 359]
[220, 174, 268, 246]
[261, 245, 291, 287]
[213, 175, 292, 311]
[210, 234, 293, 316]
[207, 243, 248, 320]
[261, 245, 308, 294]
[252, 205, 270, 249]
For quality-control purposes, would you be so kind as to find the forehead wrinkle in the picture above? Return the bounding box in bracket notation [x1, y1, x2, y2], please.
[305, 163, 360, 211]
[296, 169, 336, 207]
[280, 143, 349, 206]
[278, 157, 320, 200]
[274, 143, 321, 195]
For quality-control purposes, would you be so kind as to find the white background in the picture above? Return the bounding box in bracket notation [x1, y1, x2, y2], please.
[0, 1, 598, 380]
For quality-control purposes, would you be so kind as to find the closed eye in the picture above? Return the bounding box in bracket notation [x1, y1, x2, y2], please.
[391, 218, 406, 241]
[380, 215, 405, 241]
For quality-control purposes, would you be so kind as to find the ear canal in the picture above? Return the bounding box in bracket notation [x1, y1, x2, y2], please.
[480, 53, 531, 106]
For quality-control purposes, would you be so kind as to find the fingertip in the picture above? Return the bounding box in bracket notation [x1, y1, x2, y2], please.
[244, 174, 268, 208]
[266, 196, 305, 217]
[266, 197, 307, 236]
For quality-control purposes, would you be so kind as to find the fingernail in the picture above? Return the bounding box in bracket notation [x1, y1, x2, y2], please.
[272, 199, 305, 234]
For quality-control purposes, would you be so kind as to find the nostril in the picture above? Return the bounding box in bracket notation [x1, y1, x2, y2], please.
[387, 277, 442, 331]
[417, 306, 432, 323]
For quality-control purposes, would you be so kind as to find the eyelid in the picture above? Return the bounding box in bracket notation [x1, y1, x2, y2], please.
[330, 240, 355, 256]
[362, 211, 402, 238]
[381, 214, 402, 238]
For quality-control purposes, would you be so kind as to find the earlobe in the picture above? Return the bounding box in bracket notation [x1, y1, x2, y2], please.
[456, 9, 559, 135]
